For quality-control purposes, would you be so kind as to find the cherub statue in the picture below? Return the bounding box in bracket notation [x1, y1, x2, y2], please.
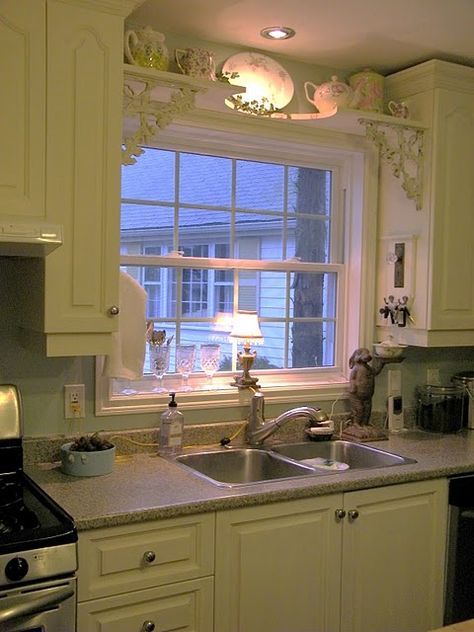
[344, 347, 387, 440]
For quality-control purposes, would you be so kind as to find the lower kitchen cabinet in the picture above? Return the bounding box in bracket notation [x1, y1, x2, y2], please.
[215, 494, 342, 632]
[340, 479, 448, 632]
[77, 513, 214, 632]
[214, 479, 448, 632]
[77, 577, 213, 632]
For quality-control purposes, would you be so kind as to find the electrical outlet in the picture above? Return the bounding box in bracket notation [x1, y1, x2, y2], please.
[426, 368, 440, 385]
[64, 384, 85, 419]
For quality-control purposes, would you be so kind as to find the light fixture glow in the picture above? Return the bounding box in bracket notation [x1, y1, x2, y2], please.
[260, 26, 295, 40]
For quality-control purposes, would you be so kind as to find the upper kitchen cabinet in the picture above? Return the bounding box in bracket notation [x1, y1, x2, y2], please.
[0, 1, 46, 220]
[377, 60, 474, 346]
[11, 0, 141, 357]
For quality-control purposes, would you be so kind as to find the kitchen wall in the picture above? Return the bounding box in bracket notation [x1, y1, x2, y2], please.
[1, 25, 473, 438]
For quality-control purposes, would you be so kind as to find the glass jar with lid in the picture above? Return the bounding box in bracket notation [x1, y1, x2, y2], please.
[416, 384, 464, 433]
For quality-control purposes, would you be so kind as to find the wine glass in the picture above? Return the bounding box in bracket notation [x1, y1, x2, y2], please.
[200, 344, 221, 385]
[176, 344, 196, 391]
[149, 344, 170, 392]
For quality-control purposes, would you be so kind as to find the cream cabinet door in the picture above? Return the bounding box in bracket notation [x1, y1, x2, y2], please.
[0, 0, 46, 220]
[429, 88, 474, 331]
[77, 577, 213, 632]
[43, 0, 122, 347]
[215, 495, 343, 632]
[340, 479, 448, 632]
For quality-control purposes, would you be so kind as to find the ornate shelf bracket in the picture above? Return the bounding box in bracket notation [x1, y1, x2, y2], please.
[359, 119, 424, 210]
[122, 76, 205, 165]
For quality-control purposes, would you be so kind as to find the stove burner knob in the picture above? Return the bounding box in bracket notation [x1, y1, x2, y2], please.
[5, 557, 29, 581]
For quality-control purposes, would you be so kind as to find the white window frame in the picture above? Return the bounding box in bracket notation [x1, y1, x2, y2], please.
[96, 115, 378, 416]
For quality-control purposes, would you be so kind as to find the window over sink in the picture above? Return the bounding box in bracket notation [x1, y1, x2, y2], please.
[96, 120, 374, 415]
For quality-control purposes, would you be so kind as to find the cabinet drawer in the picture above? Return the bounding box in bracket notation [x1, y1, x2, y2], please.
[78, 513, 214, 600]
[77, 576, 213, 632]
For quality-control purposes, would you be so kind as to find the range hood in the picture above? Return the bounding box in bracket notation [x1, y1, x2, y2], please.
[0, 222, 63, 257]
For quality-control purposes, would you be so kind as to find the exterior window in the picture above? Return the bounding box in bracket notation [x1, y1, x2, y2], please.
[117, 144, 348, 397]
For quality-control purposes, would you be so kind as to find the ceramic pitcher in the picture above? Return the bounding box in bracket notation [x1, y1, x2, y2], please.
[175, 47, 216, 80]
[124, 26, 169, 71]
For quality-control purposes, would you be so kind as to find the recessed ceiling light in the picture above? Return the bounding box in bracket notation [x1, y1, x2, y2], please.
[260, 26, 296, 41]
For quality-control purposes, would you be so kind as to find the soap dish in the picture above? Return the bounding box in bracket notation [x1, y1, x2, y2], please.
[305, 420, 334, 441]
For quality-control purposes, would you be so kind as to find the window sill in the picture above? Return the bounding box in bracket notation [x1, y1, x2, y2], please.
[95, 358, 349, 416]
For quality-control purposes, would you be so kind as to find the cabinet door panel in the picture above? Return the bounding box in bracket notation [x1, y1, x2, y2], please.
[78, 514, 214, 601]
[44, 0, 121, 333]
[341, 479, 448, 632]
[77, 577, 213, 632]
[215, 496, 342, 632]
[0, 1, 45, 219]
[430, 89, 474, 329]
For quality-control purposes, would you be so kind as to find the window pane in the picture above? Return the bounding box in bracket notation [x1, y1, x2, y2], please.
[258, 271, 287, 318]
[290, 321, 336, 368]
[287, 216, 330, 263]
[122, 148, 175, 201]
[289, 272, 337, 318]
[288, 167, 331, 216]
[236, 160, 285, 211]
[178, 209, 231, 254]
[256, 323, 285, 369]
[180, 153, 232, 207]
[235, 213, 285, 260]
[121, 204, 174, 254]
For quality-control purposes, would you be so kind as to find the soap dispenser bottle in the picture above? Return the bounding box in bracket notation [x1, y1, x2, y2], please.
[159, 392, 184, 456]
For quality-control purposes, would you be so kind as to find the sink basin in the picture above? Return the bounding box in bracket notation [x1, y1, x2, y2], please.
[272, 440, 417, 470]
[173, 448, 326, 487]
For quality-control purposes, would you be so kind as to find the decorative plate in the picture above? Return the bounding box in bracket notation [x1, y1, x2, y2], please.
[222, 51, 294, 111]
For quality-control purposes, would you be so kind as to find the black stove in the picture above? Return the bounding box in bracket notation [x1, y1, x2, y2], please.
[0, 471, 76, 557]
[0, 387, 77, 589]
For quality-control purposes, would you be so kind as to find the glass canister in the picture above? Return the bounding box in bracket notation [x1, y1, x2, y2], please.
[416, 384, 464, 433]
[452, 371, 474, 429]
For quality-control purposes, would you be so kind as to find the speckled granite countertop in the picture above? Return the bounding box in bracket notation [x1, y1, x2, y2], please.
[26, 430, 474, 531]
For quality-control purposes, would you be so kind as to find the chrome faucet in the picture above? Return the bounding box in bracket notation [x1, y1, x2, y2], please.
[246, 391, 322, 446]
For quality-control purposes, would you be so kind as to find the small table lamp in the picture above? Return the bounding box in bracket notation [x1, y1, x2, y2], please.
[229, 311, 264, 389]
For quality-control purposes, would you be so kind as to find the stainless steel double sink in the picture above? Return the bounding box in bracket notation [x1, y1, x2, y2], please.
[171, 440, 417, 487]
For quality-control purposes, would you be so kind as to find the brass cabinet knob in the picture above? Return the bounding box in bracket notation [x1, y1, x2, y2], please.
[335, 509, 346, 521]
[348, 509, 360, 521]
[108, 305, 120, 316]
[143, 550, 156, 564]
[142, 622, 155, 632]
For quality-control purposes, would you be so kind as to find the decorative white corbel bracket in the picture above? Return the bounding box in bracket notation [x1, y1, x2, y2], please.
[122, 75, 204, 165]
[359, 119, 425, 210]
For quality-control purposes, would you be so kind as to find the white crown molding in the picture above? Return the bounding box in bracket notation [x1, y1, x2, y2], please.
[51, 0, 144, 17]
[386, 59, 474, 99]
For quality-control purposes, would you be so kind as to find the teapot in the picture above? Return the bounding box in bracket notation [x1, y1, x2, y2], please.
[304, 75, 354, 114]
[124, 26, 169, 71]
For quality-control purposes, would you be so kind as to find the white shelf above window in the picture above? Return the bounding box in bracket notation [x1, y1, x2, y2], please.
[122, 64, 428, 208]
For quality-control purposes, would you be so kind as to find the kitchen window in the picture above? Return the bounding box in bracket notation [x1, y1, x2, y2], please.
[96, 121, 374, 415]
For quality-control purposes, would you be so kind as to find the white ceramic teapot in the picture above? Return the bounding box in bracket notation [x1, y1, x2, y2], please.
[304, 75, 354, 113]
[124, 26, 169, 71]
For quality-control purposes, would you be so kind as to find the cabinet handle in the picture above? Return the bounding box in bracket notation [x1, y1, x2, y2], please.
[348, 509, 359, 521]
[143, 551, 156, 564]
[108, 305, 120, 316]
[335, 509, 346, 521]
[141, 622, 155, 632]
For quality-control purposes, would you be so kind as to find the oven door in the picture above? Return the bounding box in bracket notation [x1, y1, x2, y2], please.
[0, 577, 76, 632]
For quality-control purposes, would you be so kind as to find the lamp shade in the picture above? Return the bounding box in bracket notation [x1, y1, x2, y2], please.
[229, 311, 263, 341]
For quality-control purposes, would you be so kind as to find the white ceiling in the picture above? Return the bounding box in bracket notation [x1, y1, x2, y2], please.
[128, 0, 474, 75]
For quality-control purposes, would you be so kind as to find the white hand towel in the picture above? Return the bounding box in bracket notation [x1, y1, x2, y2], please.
[103, 271, 147, 379]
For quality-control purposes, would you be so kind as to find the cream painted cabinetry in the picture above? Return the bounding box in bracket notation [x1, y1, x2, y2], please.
[6, 0, 137, 357]
[77, 513, 214, 632]
[215, 479, 447, 632]
[380, 60, 474, 346]
[0, 1, 46, 220]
